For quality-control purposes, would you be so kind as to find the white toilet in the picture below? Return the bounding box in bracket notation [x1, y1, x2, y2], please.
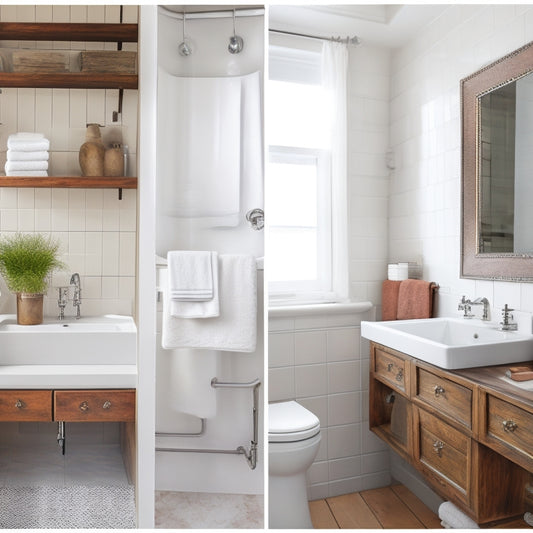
[268, 400, 321, 529]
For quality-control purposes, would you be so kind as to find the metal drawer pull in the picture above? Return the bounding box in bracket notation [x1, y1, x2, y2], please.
[102, 401, 112, 410]
[434, 385, 445, 397]
[396, 369, 404, 382]
[387, 363, 394, 372]
[503, 420, 518, 432]
[433, 440, 445, 456]
[79, 401, 89, 412]
[15, 399, 25, 409]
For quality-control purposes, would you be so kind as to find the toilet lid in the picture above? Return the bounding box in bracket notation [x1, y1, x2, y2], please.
[268, 401, 320, 443]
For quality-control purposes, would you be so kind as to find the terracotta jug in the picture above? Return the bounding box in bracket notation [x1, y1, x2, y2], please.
[79, 124, 105, 176]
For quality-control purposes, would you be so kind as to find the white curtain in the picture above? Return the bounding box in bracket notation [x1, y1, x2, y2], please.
[322, 41, 349, 301]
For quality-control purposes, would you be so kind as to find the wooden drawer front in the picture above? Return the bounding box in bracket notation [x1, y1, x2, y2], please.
[486, 395, 533, 458]
[54, 390, 135, 422]
[374, 347, 407, 393]
[418, 409, 469, 496]
[416, 367, 472, 429]
[0, 390, 52, 421]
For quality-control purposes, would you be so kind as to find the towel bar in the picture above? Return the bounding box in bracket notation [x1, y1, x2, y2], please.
[155, 377, 261, 470]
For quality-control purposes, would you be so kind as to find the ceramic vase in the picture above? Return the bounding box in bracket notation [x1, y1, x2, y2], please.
[104, 143, 124, 177]
[79, 124, 105, 176]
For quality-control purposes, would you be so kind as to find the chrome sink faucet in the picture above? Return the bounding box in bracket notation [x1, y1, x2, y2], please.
[500, 304, 518, 331]
[70, 272, 82, 319]
[458, 296, 490, 320]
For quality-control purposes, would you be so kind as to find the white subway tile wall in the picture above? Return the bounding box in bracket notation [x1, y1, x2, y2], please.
[347, 45, 391, 308]
[269, 307, 390, 500]
[0, 5, 138, 318]
[389, 5, 533, 317]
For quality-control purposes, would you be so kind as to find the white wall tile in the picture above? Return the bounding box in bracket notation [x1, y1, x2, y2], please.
[295, 364, 328, 398]
[268, 332, 294, 368]
[294, 330, 327, 365]
[328, 361, 360, 394]
[328, 392, 361, 426]
[327, 328, 360, 362]
[328, 424, 361, 459]
[269, 367, 295, 402]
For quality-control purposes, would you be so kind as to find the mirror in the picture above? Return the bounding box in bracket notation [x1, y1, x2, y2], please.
[461, 41, 533, 281]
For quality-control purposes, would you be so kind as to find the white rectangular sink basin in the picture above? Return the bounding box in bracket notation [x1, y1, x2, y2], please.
[361, 317, 533, 369]
[0, 314, 136, 365]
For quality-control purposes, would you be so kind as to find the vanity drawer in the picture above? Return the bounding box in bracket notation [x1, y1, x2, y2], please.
[415, 367, 472, 430]
[417, 408, 469, 502]
[485, 394, 533, 463]
[0, 390, 52, 421]
[54, 389, 135, 422]
[373, 346, 408, 394]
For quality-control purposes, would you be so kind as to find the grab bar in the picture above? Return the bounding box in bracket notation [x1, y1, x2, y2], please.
[155, 377, 261, 470]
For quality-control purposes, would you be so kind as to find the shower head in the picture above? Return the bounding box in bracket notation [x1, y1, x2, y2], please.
[228, 10, 244, 54]
[179, 14, 192, 57]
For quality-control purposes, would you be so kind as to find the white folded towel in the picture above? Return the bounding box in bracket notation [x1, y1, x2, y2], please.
[162, 254, 257, 352]
[167, 251, 219, 318]
[7, 150, 49, 162]
[7, 138, 50, 152]
[5, 160, 48, 172]
[10, 132, 44, 140]
[5, 170, 48, 177]
[438, 502, 479, 529]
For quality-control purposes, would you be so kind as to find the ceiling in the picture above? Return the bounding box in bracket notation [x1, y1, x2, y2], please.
[268, 4, 447, 48]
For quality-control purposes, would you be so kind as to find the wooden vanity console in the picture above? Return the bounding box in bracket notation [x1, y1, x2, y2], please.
[370, 342, 532, 526]
[0, 388, 136, 483]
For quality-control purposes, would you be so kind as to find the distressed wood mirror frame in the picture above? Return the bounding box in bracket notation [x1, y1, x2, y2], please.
[462, 41, 533, 281]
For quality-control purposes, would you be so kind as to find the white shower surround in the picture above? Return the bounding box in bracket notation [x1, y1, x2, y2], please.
[154, 8, 265, 495]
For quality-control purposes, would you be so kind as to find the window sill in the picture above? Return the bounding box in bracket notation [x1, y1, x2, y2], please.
[268, 301, 373, 318]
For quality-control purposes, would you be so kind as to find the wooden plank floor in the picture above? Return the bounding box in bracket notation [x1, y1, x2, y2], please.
[309, 484, 532, 529]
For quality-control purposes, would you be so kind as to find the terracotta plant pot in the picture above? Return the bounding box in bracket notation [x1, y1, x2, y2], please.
[16, 292, 44, 325]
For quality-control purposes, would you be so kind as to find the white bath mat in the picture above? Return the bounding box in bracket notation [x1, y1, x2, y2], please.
[0, 485, 135, 529]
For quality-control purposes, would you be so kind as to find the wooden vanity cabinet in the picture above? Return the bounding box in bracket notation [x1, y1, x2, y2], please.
[369, 342, 530, 526]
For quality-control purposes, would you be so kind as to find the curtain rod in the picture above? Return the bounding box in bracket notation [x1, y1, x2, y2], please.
[269, 28, 361, 46]
[159, 6, 264, 21]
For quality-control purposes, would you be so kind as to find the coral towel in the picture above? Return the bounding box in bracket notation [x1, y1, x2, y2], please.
[381, 280, 401, 320]
[396, 279, 437, 320]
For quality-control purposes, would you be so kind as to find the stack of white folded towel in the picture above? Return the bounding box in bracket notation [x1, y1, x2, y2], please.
[5, 132, 50, 177]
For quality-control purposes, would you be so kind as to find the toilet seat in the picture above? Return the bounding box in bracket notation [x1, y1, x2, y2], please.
[269, 401, 320, 443]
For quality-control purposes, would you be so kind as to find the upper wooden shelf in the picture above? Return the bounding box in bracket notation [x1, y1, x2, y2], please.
[0, 22, 138, 42]
[0, 72, 137, 89]
[0, 176, 137, 189]
[0, 22, 138, 89]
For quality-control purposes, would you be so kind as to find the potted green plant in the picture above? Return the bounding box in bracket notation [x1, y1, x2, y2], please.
[0, 233, 65, 325]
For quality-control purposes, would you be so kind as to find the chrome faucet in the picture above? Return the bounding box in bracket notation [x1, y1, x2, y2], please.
[500, 304, 518, 331]
[57, 286, 69, 320]
[458, 296, 490, 320]
[70, 273, 81, 319]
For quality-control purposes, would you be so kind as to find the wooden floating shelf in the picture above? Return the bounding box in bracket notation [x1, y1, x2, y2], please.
[0, 73, 138, 90]
[0, 176, 137, 189]
[0, 22, 138, 42]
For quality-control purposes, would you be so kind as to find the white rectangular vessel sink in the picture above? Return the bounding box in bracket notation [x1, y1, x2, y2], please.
[361, 317, 533, 369]
[0, 314, 136, 365]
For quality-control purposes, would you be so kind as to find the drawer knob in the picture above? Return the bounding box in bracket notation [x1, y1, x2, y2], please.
[102, 401, 112, 410]
[433, 385, 445, 397]
[396, 369, 404, 382]
[433, 440, 445, 456]
[15, 399, 25, 409]
[503, 420, 518, 432]
[387, 363, 394, 372]
[79, 401, 89, 412]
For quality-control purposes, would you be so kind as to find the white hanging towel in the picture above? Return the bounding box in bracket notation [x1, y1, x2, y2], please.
[167, 250, 219, 318]
[169, 348, 219, 418]
[162, 254, 257, 352]
[158, 69, 241, 226]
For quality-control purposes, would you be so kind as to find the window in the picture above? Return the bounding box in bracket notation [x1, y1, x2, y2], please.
[267, 44, 338, 304]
